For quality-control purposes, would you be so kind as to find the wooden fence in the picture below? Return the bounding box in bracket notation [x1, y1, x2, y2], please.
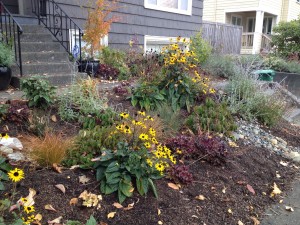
[201, 21, 243, 54]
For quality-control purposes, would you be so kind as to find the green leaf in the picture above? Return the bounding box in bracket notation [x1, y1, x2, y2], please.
[131, 98, 138, 107]
[106, 172, 121, 184]
[0, 171, 9, 181]
[106, 161, 120, 173]
[85, 215, 97, 225]
[0, 182, 5, 191]
[96, 167, 105, 181]
[148, 178, 158, 198]
[119, 180, 133, 197]
[154, 94, 164, 100]
[136, 177, 149, 196]
[118, 188, 127, 203]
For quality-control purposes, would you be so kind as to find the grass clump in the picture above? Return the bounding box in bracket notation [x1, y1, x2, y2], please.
[27, 131, 74, 167]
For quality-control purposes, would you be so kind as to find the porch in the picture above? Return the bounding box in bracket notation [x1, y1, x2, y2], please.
[225, 10, 276, 54]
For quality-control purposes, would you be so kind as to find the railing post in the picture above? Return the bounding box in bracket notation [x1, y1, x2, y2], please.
[17, 27, 23, 76]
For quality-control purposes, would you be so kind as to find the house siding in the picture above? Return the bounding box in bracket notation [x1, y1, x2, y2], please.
[287, 0, 300, 21]
[54, 0, 203, 49]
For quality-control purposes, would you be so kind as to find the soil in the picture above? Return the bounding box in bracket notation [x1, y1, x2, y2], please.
[1, 88, 300, 225]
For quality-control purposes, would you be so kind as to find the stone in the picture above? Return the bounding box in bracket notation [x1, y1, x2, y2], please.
[270, 139, 278, 145]
[288, 151, 300, 158]
[7, 152, 25, 161]
[253, 129, 259, 135]
[0, 146, 14, 154]
[292, 156, 300, 163]
[239, 134, 245, 139]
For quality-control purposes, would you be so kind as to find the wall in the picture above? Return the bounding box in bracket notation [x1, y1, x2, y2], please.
[1, 0, 19, 14]
[287, 0, 300, 21]
[54, 0, 203, 49]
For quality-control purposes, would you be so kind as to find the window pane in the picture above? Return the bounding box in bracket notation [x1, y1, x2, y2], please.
[237, 18, 241, 26]
[180, 0, 188, 10]
[231, 16, 236, 25]
[148, 0, 157, 5]
[160, 0, 178, 9]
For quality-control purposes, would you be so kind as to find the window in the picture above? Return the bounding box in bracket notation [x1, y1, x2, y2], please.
[263, 17, 273, 34]
[231, 16, 242, 26]
[247, 18, 256, 32]
[69, 29, 108, 58]
[144, 35, 189, 53]
[144, 0, 192, 15]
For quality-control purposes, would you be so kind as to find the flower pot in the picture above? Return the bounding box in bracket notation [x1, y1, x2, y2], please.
[0, 66, 12, 90]
[78, 60, 100, 76]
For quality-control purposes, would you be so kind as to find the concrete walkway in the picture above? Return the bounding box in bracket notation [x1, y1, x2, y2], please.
[261, 174, 300, 225]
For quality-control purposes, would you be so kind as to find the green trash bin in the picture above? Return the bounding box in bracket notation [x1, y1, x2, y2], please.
[254, 69, 275, 81]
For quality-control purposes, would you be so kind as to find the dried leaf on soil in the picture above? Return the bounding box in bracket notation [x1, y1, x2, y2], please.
[222, 187, 226, 194]
[228, 209, 233, 214]
[250, 216, 260, 225]
[45, 204, 57, 212]
[48, 216, 62, 224]
[79, 175, 90, 184]
[195, 195, 206, 201]
[158, 221, 163, 225]
[51, 115, 57, 122]
[276, 171, 281, 178]
[158, 209, 161, 215]
[168, 183, 180, 190]
[79, 190, 102, 208]
[285, 206, 294, 212]
[19, 188, 36, 207]
[69, 198, 78, 206]
[246, 184, 255, 195]
[124, 202, 134, 210]
[55, 184, 66, 194]
[35, 214, 42, 221]
[237, 221, 244, 225]
[70, 165, 80, 170]
[270, 183, 282, 197]
[280, 161, 288, 167]
[100, 222, 108, 225]
[107, 212, 116, 219]
[52, 163, 62, 173]
[113, 202, 123, 209]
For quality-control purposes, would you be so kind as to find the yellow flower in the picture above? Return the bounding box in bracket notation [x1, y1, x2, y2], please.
[8, 168, 24, 182]
[209, 88, 216, 94]
[116, 124, 123, 131]
[146, 158, 153, 167]
[123, 125, 132, 134]
[2, 133, 9, 139]
[144, 142, 151, 148]
[139, 133, 149, 141]
[149, 128, 156, 136]
[169, 156, 177, 164]
[146, 115, 154, 121]
[120, 112, 129, 119]
[138, 111, 146, 116]
[157, 145, 163, 151]
[151, 137, 158, 145]
[176, 149, 182, 154]
[155, 163, 165, 172]
[24, 205, 35, 214]
[20, 197, 28, 204]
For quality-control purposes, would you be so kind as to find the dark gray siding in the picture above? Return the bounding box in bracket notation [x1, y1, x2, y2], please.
[2, 0, 19, 14]
[55, 0, 203, 49]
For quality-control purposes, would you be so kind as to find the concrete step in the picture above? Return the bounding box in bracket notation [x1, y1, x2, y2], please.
[20, 42, 64, 52]
[12, 15, 39, 25]
[12, 62, 72, 75]
[21, 33, 54, 42]
[22, 52, 69, 63]
[21, 24, 50, 34]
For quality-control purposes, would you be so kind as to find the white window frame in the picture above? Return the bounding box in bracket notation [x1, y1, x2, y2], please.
[69, 29, 108, 57]
[144, 0, 192, 16]
[144, 35, 190, 53]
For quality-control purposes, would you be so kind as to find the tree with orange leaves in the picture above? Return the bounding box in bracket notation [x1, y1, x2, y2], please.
[83, 0, 119, 58]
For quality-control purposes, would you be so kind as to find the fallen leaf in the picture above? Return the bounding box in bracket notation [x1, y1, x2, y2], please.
[35, 214, 42, 221]
[45, 204, 57, 212]
[51, 115, 57, 122]
[236, 181, 246, 185]
[270, 183, 282, 197]
[250, 216, 260, 225]
[52, 163, 62, 173]
[276, 171, 281, 178]
[246, 184, 255, 195]
[168, 183, 180, 190]
[228, 208, 233, 214]
[48, 216, 62, 224]
[124, 202, 134, 210]
[222, 187, 226, 194]
[113, 202, 123, 209]
[158, 208, 161, 215]
[70, 198, 78, 205]
[55, 184, 66, 194]
[22, 188, 36, 207]
[191, 215, 198, 218]
[100, 222, 108, 225]
[9, 204, 18, 212]
[158, 221, 163, 225]
[107, 212, 116, 219]
[195, 195, 206, 201]
[280, 161, 288, 167]
[285, 206, 294, 212]
[70, 165, 80, 170]
[79, 175, 90, 184]
[237, 221, 244, 225]
[279, 200, 283, 203]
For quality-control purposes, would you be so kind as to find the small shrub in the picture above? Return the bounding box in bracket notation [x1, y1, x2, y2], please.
[285, 60, 300, 74]
[186, 98, 237, 134]
[0, 104, 9, 123]
[0, 42, 14, 67]
[263, 56, 288, 72]
[6, 101, 30, 124]
[0, 156, 11, 190]
[28, 110, 49, 137]
[194, 135, 229, 165]
[190, 31, 212, 65]
[113, 85, 129, 95]
[169, 164, 193, 184]
[21, 76, 56, 109]
[203, 54, 236, 78]
[166, 135, 196, 155]
[129, 82, 166, 111]
[27, 131, 74, 167]
[96, 63, 119, 80]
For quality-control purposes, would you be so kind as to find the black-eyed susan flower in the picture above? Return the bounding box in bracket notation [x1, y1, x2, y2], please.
[144, 142, 151, 149]
[138, 111, 146, 116]
[146, 115, 154, 121]
[8, 168, 24, 182]
[155, 163, 165, 172]
[151, 137, 158, 145]
[20, 197, 28, 204]
[146, 158, 153, 167]
[24, 205, 35, 214]
[149, 128, 156, 136]
[120, 112, 129, 119]
[116, 124, 124, 131]
[139, 133, 148, 141]
[123, 125, 132, 134]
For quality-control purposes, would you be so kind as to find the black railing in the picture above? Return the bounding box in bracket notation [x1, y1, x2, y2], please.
[0, 1, 23, 75]
[31, 0, 84, 64]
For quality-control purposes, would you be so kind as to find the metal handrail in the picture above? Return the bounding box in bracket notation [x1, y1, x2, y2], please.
[0, 1, 23, 75]
[31, 0, 84, 64]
